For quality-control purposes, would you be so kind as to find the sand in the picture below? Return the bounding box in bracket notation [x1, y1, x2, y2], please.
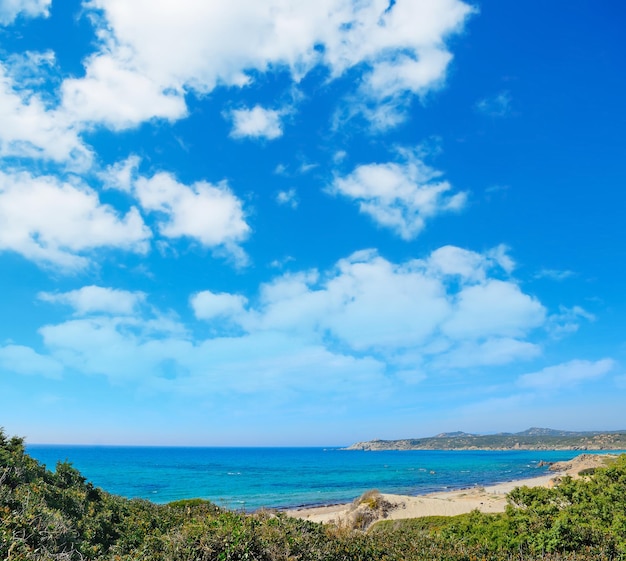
[285, 453, 615, 525]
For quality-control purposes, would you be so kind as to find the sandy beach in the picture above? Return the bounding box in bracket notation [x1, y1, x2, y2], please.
[286, 453, 614, 525]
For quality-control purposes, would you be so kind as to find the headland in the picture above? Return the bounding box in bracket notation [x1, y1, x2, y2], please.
[344, 427, 626, 451]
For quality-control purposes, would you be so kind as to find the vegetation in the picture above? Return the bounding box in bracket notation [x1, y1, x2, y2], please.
[347, 427, 626, 450]
[2, 428, 626, 560]
[374, 453, 626, 559]
[346, 490, 395, 531]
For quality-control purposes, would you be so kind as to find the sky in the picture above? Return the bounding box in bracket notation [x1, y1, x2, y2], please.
[0, 0, 625, 446]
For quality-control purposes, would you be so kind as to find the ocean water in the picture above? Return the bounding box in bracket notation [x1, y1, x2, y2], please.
[26, 446, 616, 511]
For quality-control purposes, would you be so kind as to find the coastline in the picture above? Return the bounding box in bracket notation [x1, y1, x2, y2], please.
[286, 453, 615, 524]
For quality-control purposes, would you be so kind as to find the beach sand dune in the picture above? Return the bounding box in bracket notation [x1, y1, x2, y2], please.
[286, 453, 614, 526]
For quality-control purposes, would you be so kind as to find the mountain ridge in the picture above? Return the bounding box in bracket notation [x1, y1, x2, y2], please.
[345, 428, 626, 451]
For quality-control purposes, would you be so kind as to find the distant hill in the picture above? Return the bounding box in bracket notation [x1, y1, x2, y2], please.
[345, 428, 626, 451]
[434, 431, 477, 438]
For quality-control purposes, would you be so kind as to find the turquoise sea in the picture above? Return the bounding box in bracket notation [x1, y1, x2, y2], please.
[26, 446, 617, 512]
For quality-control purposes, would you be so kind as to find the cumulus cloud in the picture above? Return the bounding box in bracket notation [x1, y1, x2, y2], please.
[100, 155, 141, 192]
[0, 63, 91, 166]
[38, 315, 191, 381]
[441, 280, 545, 340]
[39, 286, 146, 316]
[229, 105, 284, 140]
[180, 246, 541, 374]
[427, 245, 514, 282]
[191, 291, 248, 321]
[246, 248, 543, 363]
[101, 158, 252, 264]
[0, 1, 474, 169]
[38, 314, 388, 401]
[61, 0, 472, 130]
[133, 172, 250, 261]
[61, 53, 187, 130]
[248, 245, 542, 366]
[330, 149, 467, 239]
[517, 359, 615, 390]
[438, 338, 541, 368]
[0, 344, 62, 378]
[0, 170, 151, 270]
[356, 50, 453, 129]
[11, 245, 552, 395]
[0, 0, 50, 25]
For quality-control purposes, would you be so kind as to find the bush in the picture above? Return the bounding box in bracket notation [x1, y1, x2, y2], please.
[3, 427, 626, 561]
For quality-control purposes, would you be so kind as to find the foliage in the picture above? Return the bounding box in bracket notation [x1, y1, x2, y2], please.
[351, 429, 626, 450]
[346, 489, 395, 531]
[379, 454, 626, 559]
[2, 427, 626, 560]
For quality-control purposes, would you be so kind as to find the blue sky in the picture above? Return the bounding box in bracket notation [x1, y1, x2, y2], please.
[0, 0, 625, 446]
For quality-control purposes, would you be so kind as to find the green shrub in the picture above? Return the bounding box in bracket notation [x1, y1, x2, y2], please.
[2, 427, 626, 561]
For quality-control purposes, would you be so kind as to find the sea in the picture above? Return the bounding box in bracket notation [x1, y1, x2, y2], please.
[26, 446, 619, 512]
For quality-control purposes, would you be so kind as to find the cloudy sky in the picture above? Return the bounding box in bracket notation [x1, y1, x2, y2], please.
[1, 0, 624, 446]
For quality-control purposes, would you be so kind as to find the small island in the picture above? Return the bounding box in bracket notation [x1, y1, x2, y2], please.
[345, 427, 626, 451]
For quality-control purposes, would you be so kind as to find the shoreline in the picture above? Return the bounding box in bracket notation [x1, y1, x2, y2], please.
[285, 453, 616, 524]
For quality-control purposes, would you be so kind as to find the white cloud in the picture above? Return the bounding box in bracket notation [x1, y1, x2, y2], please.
[100, 155, 141, 192]
[362, 51, 452, 101]
[426, 244, 514, 281]
[319, 252, 451, 350]
[229, 105, 284, 140]
[247, 246, 543, 363]
[39, 286, 146, 316]
[0, 344, 62, 378]
[298, 162, 318, 174]
[0, 0, 474, 166]
[61, 53, 187, 130]
[3, 50, 57, 89]
[101, 159, 251, 264]
[269, 255, 295, 269]
[476, 91, 512, 117]
[248, 252, 450, 351]
[38, 315, 388, 401]
[439, 337, 540, 368]
[65, 0, 472, 130]
[191, 291, 248, 321]
[336, 99, 407, 133]
[355, 49, 452, 129]
[427, 245, 495, 282]
[330, 149, 467, 239]
[0, 0, 50, 25]
[15, 245, 554, 397]
[276, 188, 298, 208]
[547, 305, 596, 339]
[0, 170, 151, 270]
[133, 172, 250, 261]
[441, 280, 545, 340]
[518, 359, 615, 390]
[486, 245, 516, 274]
[535, 268, 575, 281]
[0, 63, 91, 166]
[274, 164, 288, 176]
